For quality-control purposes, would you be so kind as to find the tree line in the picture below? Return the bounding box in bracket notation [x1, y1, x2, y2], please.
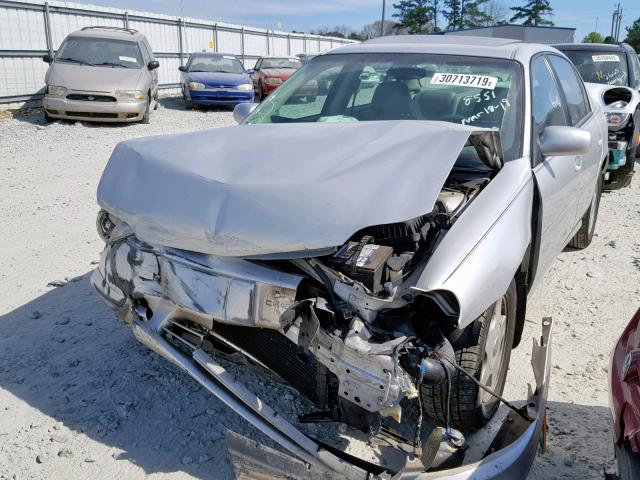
[312, 1, 554, 40]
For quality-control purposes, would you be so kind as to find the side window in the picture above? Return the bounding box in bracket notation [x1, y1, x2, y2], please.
[547, 55, 591, 126]
[531, 56, 568, 130]
[139, 42, 150, 64]
[629, 52, 640, 89]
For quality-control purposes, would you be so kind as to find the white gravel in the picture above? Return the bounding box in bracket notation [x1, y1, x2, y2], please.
[1, 99, 638, 479]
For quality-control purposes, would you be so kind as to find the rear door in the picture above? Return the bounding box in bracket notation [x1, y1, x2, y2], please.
[547, 54, 604, 220]
[530, 55, 582, 279]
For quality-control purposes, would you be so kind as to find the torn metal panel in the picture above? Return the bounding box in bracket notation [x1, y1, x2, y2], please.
[97, 121, 499, 256]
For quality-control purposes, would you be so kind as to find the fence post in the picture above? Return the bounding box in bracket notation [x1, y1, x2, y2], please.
[240, 27, 245, 64]
[266, 29, 270, 55]
[177, 18, 184, 65]
[303, 35, 306, 53]
[287, 34, 290, 56]
[43, 2, 53, 58]
[213, 23, 218, 52]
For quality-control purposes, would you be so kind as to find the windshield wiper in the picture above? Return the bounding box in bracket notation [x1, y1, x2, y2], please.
[93, 62, 130, 68]
[56, 58, 96, 66]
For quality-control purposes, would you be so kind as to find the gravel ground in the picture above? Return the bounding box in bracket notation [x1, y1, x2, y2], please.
[1, 98, 638, 479]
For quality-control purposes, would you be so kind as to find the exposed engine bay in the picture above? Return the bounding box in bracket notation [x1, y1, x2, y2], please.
[95, 169, 499, 470]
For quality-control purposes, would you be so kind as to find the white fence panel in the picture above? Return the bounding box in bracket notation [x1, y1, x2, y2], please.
[128, 20, 179, 53]
[289, 37, 304, 55]
[271, 36, 288, 56]
[216, 29, 242, 56]
[243, 31, 266, 57]
[157, 56, 180, 85]
[183, 25, 215, 54]
[0, 56, 48, 97]
[0, 6, 47, 50]
[49, 12, 122, 48]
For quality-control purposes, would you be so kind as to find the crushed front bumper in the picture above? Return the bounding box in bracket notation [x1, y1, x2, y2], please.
[91, 238, 553, 479]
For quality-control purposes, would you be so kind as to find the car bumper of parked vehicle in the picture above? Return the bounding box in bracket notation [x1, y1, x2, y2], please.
[186, 88, 254, 105]
[91, 236, 552, 480]
[43, 94, 147, 123]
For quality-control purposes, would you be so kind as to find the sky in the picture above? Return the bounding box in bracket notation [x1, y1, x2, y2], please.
[83, 0, 640, 42]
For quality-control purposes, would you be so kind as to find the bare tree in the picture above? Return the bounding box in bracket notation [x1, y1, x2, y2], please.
[360, 20, 404, 39]
[480, 0, 508, 26]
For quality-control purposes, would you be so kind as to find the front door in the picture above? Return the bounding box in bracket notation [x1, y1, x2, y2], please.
[530, 55, 583, 283]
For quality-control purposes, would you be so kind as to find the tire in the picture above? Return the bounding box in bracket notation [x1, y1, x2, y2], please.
[568, 172, 602, 249]
[259, 81, 266, 101]
[141, 99, 150, 124]
[422, 280, 517, 431]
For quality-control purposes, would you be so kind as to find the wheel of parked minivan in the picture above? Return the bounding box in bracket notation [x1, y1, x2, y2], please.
[422, 280, 517, 431]
[141, 99, 150, 124]
[569, 171, 602, 249]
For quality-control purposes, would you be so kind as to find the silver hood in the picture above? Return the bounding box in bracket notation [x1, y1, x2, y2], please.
[97, 121, 497, 257]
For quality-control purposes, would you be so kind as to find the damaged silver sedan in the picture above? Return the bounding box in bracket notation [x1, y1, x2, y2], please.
[92, 36, 606, 478]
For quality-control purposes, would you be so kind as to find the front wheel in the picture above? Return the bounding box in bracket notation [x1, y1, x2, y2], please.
[568, 172, 602, 249]
[141, 99, 150, 124]
[422, 280, 517, 431]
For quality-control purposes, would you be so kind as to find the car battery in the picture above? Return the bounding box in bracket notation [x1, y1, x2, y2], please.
[330, 240, 393, 294]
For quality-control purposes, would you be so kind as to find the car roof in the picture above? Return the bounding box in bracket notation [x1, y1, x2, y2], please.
[326, 35, 556, 61]
[554, 43, 626, 52]
[68, 26, 144, 42]
[189, 52, 238, 57]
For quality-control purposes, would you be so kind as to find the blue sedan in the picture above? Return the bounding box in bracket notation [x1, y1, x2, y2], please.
[179, 53, 254, 108]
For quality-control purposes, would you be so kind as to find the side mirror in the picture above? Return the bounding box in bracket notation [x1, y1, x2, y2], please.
[148, 60, 160, 70]
[178, 65, 187, 72]
[246, 69, 255, 75]
[233, 102, 257, 124]
[42, 54, 52, 64]
[539, 126, 592, 157]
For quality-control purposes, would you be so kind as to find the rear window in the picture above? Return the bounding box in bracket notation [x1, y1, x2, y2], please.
[562, 50, 629, 86]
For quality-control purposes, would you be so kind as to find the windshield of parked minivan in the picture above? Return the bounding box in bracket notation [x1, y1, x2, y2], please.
[188, 55, 245, 74]
[260, 58, 302, 69]
[247, 53, 523, 160]
[55, 37, 143, 68]
[563, 50, 629, 86]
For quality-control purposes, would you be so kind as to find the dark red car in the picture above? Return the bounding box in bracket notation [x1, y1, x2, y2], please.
[249, 56, 302, 99]
[610, 308, 640, 478]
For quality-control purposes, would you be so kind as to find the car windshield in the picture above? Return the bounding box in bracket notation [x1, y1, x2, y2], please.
[247, 53, 524, 161]
[188, 55, 245, 73]
[55, 37, 143, 68]
[260, 58, 302, 69]
[563, 50, 629, 86]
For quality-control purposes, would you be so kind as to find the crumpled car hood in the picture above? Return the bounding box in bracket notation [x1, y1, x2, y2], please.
[97, 121, 490, 257]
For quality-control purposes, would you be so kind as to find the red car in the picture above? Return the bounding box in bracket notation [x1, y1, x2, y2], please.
[249, 56, 302, 99]
[610, 308, 640, 478]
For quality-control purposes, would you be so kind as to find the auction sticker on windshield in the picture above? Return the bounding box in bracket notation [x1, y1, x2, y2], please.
[430, 73, 497, 90]
[119, 56, 137, 63]
[592, 55, 620, 62]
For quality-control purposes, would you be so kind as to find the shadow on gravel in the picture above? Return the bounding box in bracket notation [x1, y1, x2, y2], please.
[529, 401, 614, 479]
[158, 97, 234, 113]
[0, 273, 238, 479]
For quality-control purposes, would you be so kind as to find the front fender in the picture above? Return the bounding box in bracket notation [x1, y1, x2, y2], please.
[414, 157, 533, 328]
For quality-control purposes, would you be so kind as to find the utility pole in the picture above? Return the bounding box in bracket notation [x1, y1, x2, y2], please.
[615, 7, 623, 42]
[611, 3, 621, 40]
[380, 0, 386, 37]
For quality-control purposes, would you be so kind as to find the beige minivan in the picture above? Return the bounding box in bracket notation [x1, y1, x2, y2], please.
[43, 27, 159, 123]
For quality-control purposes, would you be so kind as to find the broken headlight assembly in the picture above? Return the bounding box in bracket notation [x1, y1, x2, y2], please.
[96, 209, 116, 241]
[607, 112, 631, 130]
